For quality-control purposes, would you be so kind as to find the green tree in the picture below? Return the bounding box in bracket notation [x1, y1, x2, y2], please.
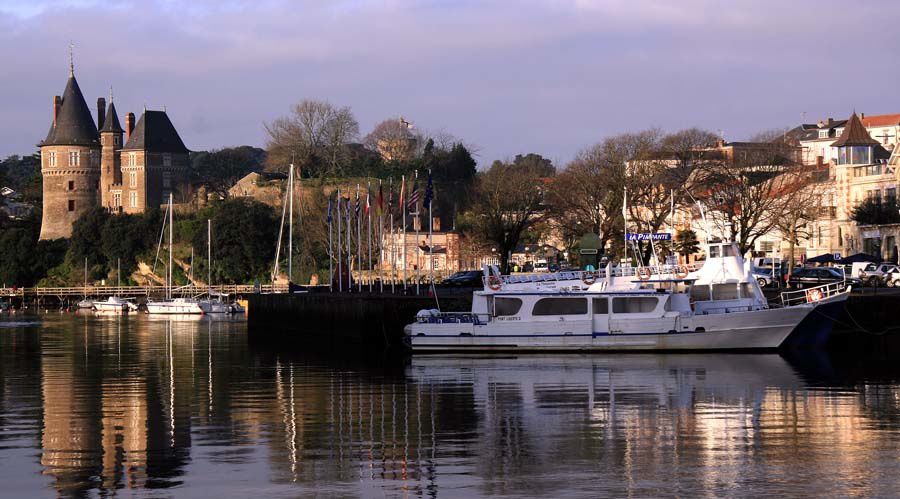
[192, 198, 279, 283]
[194, 146, 266, 199]
[674, 229, 700, 258]
[851, 197, 900, 225]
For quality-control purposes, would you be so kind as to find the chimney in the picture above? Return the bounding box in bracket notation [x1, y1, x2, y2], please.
[97, 97, 106, 130]
[861, 112, 865, 119]
[125, 112, 135, 141]
[52, 96, 61, 127]
[826, 117, 834, 126]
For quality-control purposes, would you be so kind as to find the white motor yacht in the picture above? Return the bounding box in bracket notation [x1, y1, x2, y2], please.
[93, 296, 133, 312]
[405, 241, 851, 352]
[146, 297, 204, 315]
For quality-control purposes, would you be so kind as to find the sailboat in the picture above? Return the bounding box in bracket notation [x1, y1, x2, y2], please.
[146, 194, 204, 315]
[94, 259, 137, 312]
[199, 219, 245, 314]
[76, 257, 94, 309]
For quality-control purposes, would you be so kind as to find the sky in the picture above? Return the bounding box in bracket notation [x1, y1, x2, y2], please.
[1, 0, 899, 167]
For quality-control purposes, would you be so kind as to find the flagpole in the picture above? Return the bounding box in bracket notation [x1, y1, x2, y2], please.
[414, 170, 420, 295]
[401, 175, 407, 290]
[336, 190, 342, 292]
[378, 179, 384, 293]
[346, 196, 352, 292]
[389, 177, 395, 293]
[427, 169, 434, 286]
[328, 196, 333, 292]
[367, 182, 372, 293]
[356, 184, 362, 292]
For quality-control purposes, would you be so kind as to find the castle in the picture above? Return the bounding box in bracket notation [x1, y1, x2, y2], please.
[38, 64, 191, 240]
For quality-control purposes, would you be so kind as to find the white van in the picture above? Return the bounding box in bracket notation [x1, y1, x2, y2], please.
[534, 259, 549, 272]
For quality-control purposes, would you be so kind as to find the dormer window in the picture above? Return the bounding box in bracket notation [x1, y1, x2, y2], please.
[818, 130, 828, 139]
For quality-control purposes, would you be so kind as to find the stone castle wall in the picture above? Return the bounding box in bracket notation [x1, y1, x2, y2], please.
[39, 144, 101, 240]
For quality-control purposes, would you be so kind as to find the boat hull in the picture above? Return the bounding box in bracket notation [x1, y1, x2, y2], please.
[405, 306, 812, 352]
[146, 301, 203, 315]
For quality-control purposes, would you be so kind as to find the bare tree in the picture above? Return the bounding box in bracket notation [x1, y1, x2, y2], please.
[264, 100, 359, 176]
[464, 161, 547, 273]
[696, 138, 801, 254]
[774, 167, 825, 274]
[364, 118, 420, 161]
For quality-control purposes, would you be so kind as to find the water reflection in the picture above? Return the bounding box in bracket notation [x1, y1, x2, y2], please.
[1, 314, 900, 497]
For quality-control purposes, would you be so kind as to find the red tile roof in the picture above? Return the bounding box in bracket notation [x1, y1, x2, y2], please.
[861, 113, 900, 128]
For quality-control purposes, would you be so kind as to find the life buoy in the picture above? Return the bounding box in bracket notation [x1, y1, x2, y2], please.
[487, 275, 502, 291]
[805, 288, 823, 303]
[675, 265, 689, 279]
[582, 271, 597, 285]
[637, 267, 652, 281]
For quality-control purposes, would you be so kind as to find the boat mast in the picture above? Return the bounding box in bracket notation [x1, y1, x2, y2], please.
[207, 219, 212, 297]
[168, 193, 173, 300]
[288, 163, 294, 284]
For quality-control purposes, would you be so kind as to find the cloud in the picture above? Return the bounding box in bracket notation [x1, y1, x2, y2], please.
[1, 0, 899, 166]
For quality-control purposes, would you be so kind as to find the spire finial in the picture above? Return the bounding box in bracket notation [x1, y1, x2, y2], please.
[68, 41, 75, 76]
[109, 85, 113, 103]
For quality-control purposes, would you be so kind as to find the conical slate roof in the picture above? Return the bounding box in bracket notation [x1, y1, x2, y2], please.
[42, 75, 99, 147]
[122, 110, 189, 153]
[832, 112, 880, 147]
[100, 101, 123, 133]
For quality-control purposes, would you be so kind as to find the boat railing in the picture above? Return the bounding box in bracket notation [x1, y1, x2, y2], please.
[485, 263, 701, 288]
[415, 311, 490, 325]
[779, 281, 849, 307]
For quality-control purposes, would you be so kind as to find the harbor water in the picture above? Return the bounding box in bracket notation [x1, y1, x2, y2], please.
[1, 313, 900, 497]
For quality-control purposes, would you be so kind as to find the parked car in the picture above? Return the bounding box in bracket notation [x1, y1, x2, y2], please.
[858, 263, 899, 286]
[751, 267, 774, 287]
[788, 267, 861, 289]
[441, 270, 484, 287]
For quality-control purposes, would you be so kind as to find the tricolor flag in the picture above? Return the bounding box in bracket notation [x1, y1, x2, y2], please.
[423, 170, 434, 210]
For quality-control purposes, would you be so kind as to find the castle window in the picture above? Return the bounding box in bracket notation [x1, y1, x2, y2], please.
[114, 136, 120, 146]
[162, 171, 172, 188]
[129, 172, 137, 187]
[129, 191, 137, 208]
[68, 150, 80, 166]
[67, 200, 75, 212]
[67, 180, 74, 191]
[47, 151, 57, 167]
[113, 192, 121, 207]
[163, 153, 172, 167]
[128, 153, 137, 167]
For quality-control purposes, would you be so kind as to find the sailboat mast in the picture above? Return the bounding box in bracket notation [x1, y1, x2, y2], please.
[168, 193, 173, 300]
[288, 163, 294, 284]
[208, 219, 212, 296]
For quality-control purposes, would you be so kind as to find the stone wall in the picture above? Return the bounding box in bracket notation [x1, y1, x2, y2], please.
[39, 144, 100, 240]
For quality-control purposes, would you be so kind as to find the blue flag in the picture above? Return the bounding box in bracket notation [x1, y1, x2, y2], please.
[327, 197, 333, 223]
[423, 170, 434, 210]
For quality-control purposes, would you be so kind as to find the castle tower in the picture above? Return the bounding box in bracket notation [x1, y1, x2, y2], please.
[99, 96, 124, 212]
[119, 110, 190, 213]
[39, 67, 101, 240]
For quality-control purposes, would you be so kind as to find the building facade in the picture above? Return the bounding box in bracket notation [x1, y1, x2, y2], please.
[38, 68, 191, 239]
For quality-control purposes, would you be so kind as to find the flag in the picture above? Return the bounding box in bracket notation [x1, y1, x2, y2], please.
[365, 183, 371, 216]
[327, 196, 333, 223]
[376, 181, 384, 217]
[355, 185, 361, 217]
[407, 177, 420, 212]
[399, 176, 405, 212]
[423, 170, 434, 210]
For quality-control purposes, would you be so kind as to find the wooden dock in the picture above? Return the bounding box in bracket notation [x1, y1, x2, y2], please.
[0, 284, 287, 302]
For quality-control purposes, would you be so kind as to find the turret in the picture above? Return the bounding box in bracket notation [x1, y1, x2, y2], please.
[99, 96, 124, 211]
[38, 71, 101, 240]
